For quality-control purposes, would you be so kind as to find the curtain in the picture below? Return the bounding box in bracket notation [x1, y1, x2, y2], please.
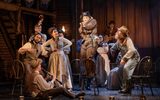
[88, 0, 160, 60]
[91, 0, 160, 49]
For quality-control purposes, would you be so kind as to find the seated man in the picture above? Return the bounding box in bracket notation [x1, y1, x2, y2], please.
[110, 26, 140, 93]
[28, 59, 85, 99]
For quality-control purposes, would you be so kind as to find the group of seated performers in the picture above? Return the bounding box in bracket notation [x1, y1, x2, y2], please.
[17, 12, 140, 99]
[77, 11, 140, 94]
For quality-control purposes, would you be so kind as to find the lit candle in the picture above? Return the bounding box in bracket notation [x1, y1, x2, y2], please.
[62, 26, 65, 32]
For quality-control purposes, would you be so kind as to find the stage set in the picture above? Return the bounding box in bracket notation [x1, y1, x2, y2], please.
[0, 81, 160, 100]
[0, 0, 160, 100]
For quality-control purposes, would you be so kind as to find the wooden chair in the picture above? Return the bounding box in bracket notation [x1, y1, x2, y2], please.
[80, 58, 99, 95]
[11, 59, 25, 95]
[155, 57, 160, 84]
[71, 59, 81, 90]
[131, 56, 154, 96]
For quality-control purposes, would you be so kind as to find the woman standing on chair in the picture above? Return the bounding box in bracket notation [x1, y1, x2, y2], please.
[79, 11, 99, 60]
[78, 11, 99, 90]
[110, 26, 140, 94]
[42, 27, 73, 90]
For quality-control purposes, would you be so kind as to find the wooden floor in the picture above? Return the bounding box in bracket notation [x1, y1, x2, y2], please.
[0, 83, 160, 100]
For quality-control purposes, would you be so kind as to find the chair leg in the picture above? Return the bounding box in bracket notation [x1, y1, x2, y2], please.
[78, 75, 81, 88]
[93, 84, 96, 95]
[93, 78, 96, 95]
[92, 77, 99, 95]
[95, 78, 99, 95]
[72, 75, 76, 90]
[80, 77, 85, 91]
[140, 79, 144, 95]
[12, 80, 16, 95]
[147, 78, 154, 96]
[20, 80, 23, 95]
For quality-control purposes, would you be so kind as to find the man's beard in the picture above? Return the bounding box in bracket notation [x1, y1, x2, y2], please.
[34, 40, 39, 44]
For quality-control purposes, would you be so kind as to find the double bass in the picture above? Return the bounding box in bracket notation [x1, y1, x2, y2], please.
[35, 15, 47, 43]
[37, 15, 44, 26]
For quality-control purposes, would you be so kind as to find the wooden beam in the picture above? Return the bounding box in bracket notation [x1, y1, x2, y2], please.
[0, 1, 56, 18]
[21, 7, 56, 18]
[0, 1, 19, 11]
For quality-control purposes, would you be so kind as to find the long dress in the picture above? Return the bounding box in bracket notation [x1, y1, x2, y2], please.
[42, 37, 72, 89]
[96, 42, 110, 86]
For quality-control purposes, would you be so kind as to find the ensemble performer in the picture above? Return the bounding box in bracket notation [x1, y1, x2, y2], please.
[79, 11, 99, 60]
[58, 29, 73, 87]
[28, 15, 48, 71]
[18, 33, 44, 93]
[110, 26, 140, 94]
[41, 27, 73, 90]
[96, 35, 110, 86]
[78, 11, 99, 90]
[29, 15, 47, 44]
[28, 58, 85, 99]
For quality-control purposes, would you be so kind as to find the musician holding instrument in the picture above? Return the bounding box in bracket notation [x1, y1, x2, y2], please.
[41, 27, 73, 90]
[18, 33, 45, 93]
[29, 15, 47, 44]
[28, 59, 85, 99]
[28, 15, 49, 72]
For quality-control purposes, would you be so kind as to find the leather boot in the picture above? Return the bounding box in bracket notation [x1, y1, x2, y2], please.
[119, 79, 132, 94]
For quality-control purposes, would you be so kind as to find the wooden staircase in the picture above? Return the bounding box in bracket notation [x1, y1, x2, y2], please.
[0, 1, 56, 81]
[0, 11, 17, 80]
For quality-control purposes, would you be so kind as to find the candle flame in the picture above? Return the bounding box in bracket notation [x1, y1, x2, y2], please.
[62, 26, 65, 32]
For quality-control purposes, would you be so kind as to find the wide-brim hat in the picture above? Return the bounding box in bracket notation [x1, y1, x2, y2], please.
[118, 26, 129, 34]
[80, 11, 91, 19]
[117, 26, 129, 39]
[58, 29, 64, 33]
[30, 59, 42, 69]
[82, 11, 91, 16]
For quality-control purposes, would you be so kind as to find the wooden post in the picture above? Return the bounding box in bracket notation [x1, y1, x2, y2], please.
[80, 0, 83, 14]
[17, 8, 21, 35]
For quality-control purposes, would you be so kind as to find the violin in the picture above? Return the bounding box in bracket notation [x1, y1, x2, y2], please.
[42, 68, 63, 85]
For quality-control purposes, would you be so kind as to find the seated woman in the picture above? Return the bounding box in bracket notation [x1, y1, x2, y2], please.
[96, 35, 110, 86]
[28, 59, 85, 99]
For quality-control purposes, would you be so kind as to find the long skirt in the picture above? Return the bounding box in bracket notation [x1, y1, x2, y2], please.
[96, 47, 110, 86]
[107, 66, 123, 90]
[48, 50, 72, 89]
